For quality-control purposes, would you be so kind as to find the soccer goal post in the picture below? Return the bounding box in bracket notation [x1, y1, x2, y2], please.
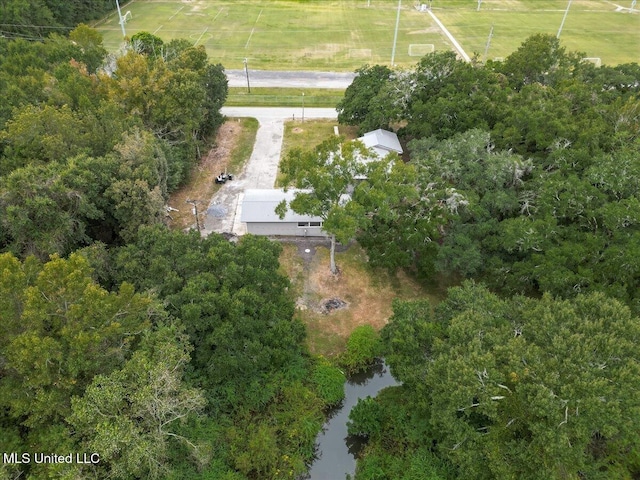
[582, 57, 602, 67]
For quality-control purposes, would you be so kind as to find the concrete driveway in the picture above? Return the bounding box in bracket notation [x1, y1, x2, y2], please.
[202, 107, 338, 236]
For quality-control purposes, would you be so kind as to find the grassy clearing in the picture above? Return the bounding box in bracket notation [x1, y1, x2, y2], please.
[96, 1, 638, 70]
[166, 117, 258, 230]
[275, 120, 358, 187]
[279, 242, 447, 359]
[434, 0, 640, 65]
[226, 87, 344, 108]
[282, 120, 358, 156]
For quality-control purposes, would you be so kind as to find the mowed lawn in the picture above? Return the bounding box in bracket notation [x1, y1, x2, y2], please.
[435, 0, 639, 66]
[96, 0, 638, 69]
[95, 0, 451, 70]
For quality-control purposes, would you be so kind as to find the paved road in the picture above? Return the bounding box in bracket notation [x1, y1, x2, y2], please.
[225, 70, 355, 89]
[202, 107, 339, 236]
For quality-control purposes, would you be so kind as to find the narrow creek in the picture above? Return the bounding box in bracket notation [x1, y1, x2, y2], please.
[306, 360, 399, 480]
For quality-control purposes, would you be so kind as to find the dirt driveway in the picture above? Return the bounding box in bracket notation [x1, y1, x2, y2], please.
[201, 107, 338, 236]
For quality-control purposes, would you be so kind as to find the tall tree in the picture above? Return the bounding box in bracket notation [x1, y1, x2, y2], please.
[337, 64, 399, 133]
[69, 325, 206, 480]
[0, 252, 160, 454]
[111, 226, 304, 412]
[276, 135, 377, 274]
[379, 283, 640, 479]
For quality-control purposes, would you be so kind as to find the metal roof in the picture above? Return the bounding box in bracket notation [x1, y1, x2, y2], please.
[357, 129, 403, 157]
[240, 189, 324, 223]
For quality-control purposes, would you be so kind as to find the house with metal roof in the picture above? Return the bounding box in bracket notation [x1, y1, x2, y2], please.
[354, 129, 403, 179]
[357, 129, 403, 159]
[240, 189, 328, 237]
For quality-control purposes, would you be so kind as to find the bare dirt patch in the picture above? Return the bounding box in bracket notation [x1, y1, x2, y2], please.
[280, 242, 441, 358]
[167, 121, 242, 230]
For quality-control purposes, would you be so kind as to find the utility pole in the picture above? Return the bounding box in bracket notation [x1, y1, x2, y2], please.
[115, 0, 126, 38]
[186, 199, 201, 233]
[390, 0, 401, 66]
[557, 0, 573, 38]
[301, 92, 305, 122]
[243, 58, 251, 94]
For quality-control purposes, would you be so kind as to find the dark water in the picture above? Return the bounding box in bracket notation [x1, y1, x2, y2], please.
[306, 360, 399, 480]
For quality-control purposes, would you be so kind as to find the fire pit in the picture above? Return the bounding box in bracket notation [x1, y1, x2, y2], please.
[321, 298, 347, 314]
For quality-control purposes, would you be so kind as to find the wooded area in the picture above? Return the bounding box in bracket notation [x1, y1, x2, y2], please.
[333, 34, 640, 479]
[0, 7, 638, 477]
[0, 25, 345, 479]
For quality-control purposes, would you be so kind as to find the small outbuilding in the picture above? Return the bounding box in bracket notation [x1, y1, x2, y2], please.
[357, 128, 403, 159]
[354, 128, 403, 179]
[240, 189, 327, 237]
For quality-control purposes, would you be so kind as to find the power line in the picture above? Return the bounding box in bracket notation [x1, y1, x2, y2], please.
[0, 23, 73, 30]
[0, 30, 47, 42]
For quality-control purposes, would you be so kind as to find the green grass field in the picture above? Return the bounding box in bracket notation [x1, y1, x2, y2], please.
[435, 0, 639, 65]
[96, 0, 453, 70]
[96, 0, 638, 70]
[226, 87, 343, 107]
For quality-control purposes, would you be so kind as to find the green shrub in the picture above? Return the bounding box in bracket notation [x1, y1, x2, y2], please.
[311, 357, 345, 406]
[347, 396, 381, 439]
[341, 325, 381, 374]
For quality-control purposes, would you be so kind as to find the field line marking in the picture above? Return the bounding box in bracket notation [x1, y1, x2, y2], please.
[153, 25, 163, 34]
[212, 8, 224, 22]
[169, 6, 184, 21]
[194, 27, 209, 47]
[245, 8, 264, 49]
[427, 9, 471, 62]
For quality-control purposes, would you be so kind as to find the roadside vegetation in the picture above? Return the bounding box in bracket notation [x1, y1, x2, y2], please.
[226, 87, 344, 108]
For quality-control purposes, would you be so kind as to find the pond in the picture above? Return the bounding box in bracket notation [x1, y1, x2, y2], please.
[306, 360, 399, 480]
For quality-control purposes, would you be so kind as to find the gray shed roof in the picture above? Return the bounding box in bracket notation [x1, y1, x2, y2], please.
[241, 189, 324, 223]
[357, 129, 403, 158]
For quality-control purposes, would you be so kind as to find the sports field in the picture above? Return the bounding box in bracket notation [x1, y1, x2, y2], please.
[435, 0, 639, 65]
[96, 1, 639, 70]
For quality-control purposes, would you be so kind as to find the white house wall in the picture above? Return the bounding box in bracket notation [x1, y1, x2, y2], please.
[246, 222, 327, 237]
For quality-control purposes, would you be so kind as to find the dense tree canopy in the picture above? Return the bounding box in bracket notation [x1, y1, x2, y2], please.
[0, 0, 114, 38]
[111, 226, 304, 412]
[0, 227, 342, 479]
[2, 21, 639, 480]
[339, 35, 640, 314]
[356, 284, 640, 480]
[0, 23, 336, 479]
[0, 252, 164, 475]
[0, 27, 228, 258]
[335, 34, 640, 479]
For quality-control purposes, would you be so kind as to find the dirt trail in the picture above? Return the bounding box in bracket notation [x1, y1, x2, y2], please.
[167, 121, 242, 231]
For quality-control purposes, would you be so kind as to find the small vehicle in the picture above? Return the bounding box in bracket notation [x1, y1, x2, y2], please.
[215, 172, 233, 184]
